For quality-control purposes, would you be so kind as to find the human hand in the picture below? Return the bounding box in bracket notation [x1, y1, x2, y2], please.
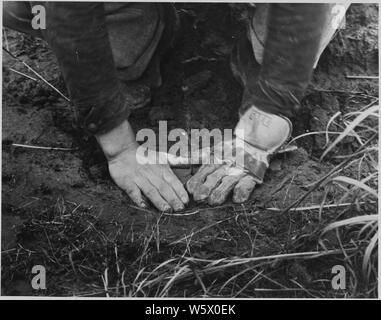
[96, 120, 189, 212]
[187, 105, 292, 205]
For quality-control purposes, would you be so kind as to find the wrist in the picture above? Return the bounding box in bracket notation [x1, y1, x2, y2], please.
[235, 105, 292, 153]
[95, 120, 137, 160]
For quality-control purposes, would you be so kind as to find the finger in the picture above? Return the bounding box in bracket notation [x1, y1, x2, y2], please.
[135, 177, 171, 212]
[208, 173, 246, 205]
[145, 168, 185, 211]
[186, 163, 222, 194]
[162, 167, 189, 205]
[162, 152, 190, 167]
[122, 182, 148, 208]
[163, 147, 215, 167]
[193, 165, 231, 202]
[233, 175, 257, 203]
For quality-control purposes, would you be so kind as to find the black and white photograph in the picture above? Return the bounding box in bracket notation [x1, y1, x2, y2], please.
[0, 1, 379, 302]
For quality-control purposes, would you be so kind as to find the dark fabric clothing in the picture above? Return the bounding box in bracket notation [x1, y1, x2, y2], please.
[242, 4, 331, 118]
[3, 2, 163, 135]
[3, 1, 42, 37]
[4, 2, 332, 133]
[41, 2, 130, 134]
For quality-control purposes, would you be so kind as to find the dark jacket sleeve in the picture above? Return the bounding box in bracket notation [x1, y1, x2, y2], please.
[41, 2, 130, 135]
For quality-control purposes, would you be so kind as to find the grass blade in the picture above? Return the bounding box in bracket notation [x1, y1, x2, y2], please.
[320, 105, 379, 160]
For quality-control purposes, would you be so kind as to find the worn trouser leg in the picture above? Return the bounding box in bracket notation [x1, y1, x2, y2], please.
[242, 4, 349, 119]
[102, 3, 164, 81]
[3, 2, 164, 81]
[250, 3, 350, 68]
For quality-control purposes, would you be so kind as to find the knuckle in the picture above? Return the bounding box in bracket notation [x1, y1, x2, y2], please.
[144, 187, 156, 198]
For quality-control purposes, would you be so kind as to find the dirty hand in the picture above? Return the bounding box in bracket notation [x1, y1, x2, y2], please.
[96, 120, 189, 212]
[187, 105, 292, 205]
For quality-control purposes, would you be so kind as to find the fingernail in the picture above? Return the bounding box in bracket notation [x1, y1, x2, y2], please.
[194, 194, 207, 202]
[181, 195, 189, 204]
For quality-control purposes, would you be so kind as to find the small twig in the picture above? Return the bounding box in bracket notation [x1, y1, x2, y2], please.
[3, 47, 70, 101]
[11, 143, 77, 151]
[346, 75, 379, 80]
[126, 200, 256, 217]
[163, 210, 200, 217]
[8, 67, 38, 81]
[1, 248, 17, 254]
[265, 201, 376, 212]
[18, 197, 41, 209]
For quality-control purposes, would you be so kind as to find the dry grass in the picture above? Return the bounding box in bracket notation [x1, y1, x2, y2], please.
[1, 22, 378, 298]
[2, 102, 378, 298]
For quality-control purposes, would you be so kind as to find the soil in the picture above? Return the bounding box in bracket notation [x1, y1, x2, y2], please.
[1, 4, 378, 297]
